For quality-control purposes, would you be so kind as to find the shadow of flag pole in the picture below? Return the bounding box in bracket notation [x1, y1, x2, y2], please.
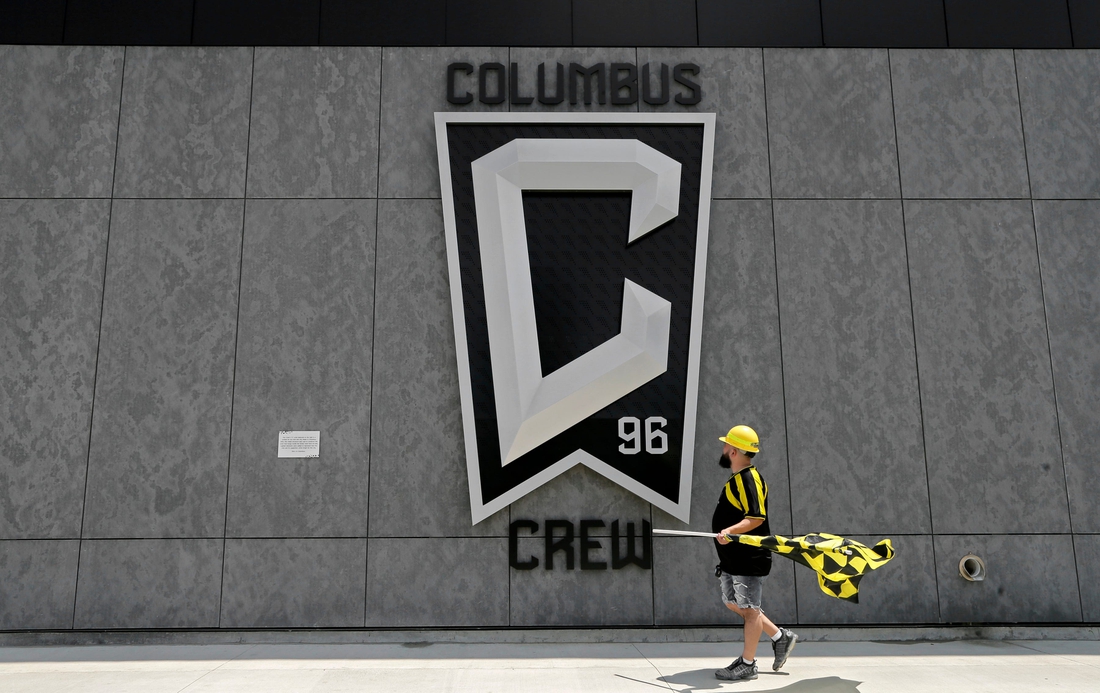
[653, 529, 896, 604]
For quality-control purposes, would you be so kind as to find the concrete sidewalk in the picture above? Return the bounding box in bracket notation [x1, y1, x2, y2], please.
[1, 639, 1097, 692]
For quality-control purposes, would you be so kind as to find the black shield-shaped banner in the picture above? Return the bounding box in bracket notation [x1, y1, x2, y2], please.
[435, 113, 715, 524]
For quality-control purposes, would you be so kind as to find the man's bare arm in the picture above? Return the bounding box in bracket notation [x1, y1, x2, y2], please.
[717, 517, 763, 544]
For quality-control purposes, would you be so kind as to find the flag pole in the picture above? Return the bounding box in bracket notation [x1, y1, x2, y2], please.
[652, 529, 740, 539]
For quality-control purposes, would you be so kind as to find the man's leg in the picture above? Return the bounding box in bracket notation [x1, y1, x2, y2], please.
[728, 600, 799, 671]
[725, 603, 778, 661]
[716, 573, 761, 681]
[741, 607, 764, 661]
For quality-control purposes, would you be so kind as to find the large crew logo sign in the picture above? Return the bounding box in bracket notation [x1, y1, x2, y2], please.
[435, 113, 715, 524]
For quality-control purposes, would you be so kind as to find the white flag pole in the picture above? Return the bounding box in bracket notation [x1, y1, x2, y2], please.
[652, 529, 740, 539]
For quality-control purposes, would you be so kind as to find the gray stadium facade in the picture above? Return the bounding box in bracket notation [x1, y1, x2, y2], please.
[2, 4, 1100, 632]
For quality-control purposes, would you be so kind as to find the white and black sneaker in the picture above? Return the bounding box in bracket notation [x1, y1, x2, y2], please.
[771, 628, 798, 671]
[715, 656, 758, 681]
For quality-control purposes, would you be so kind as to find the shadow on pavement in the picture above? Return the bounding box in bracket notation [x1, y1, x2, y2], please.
[647, 670, 862, 693]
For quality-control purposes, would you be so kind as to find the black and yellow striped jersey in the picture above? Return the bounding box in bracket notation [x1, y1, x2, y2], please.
[711, 465, 772, 576]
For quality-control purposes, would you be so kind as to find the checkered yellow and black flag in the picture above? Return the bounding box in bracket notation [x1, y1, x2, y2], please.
[736, 533, 895, 603]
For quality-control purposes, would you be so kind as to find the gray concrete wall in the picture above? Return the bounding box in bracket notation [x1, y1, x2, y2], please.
[1, 45, 1097, 629]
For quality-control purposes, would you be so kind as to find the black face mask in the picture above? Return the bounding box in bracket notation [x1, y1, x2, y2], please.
[718, 453, 731, 469]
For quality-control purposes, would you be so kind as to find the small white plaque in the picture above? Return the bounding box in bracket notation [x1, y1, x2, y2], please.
[278, 430, 320, 458]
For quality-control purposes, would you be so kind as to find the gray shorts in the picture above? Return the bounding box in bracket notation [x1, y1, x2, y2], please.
[719, 572, 766, 610]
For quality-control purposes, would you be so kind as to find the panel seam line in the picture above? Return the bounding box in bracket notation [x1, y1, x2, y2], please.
[217, 46, 257, 628]
[1016, 46, 1081, 619]
[72, 44, 127, 629]
[363, 45, 386, 627]
[887, 47, 941, 622]
[1013, 49, 1075, 531]
[761, 47, 799, 624]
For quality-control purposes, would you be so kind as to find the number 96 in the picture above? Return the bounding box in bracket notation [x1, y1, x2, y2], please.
[618, 416, 668, 455]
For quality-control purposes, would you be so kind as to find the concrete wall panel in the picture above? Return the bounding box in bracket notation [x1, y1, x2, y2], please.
[639, 48, 770, 199]
[509, 538, 653, 626]
[366, 538, 508, 627]
[905, 200, 1067, 534]
[775, 200, 929, 535]
[378, 47, 507, 198]
[0, 540, 79, 629]
[1017, 51, 1100, 199]
[794, 535, 938, 624]
[368, 200, 508, 536]
[220, 538, 366, 628]
[73, 539, 223, 628]
[247, 48, 381, 198]
[0, 46, 123, 198]
[509, 467, 650, 536]
[764, 49, 900, 198]
[225, 200, 375, 538]
[1073, 534, 1100, 622]
[0, 200, 109, 539]
[654, 200, 792, 536]
[653, 535, 797, 626]
[1033, 201, 1100, 532]
[83, 200, 242, 538]
[934, 534, 1082, 623]
[891, 49, 1029, 199]
[114, 47, 253, 198]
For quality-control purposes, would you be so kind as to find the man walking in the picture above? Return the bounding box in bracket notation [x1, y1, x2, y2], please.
[712, 425, 798, 681]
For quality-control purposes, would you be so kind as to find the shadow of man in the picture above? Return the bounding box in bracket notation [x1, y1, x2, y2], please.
[654, 671, 862, 693]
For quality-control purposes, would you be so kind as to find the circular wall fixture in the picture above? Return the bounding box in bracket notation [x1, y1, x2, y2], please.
[959, 554, 986, 582]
